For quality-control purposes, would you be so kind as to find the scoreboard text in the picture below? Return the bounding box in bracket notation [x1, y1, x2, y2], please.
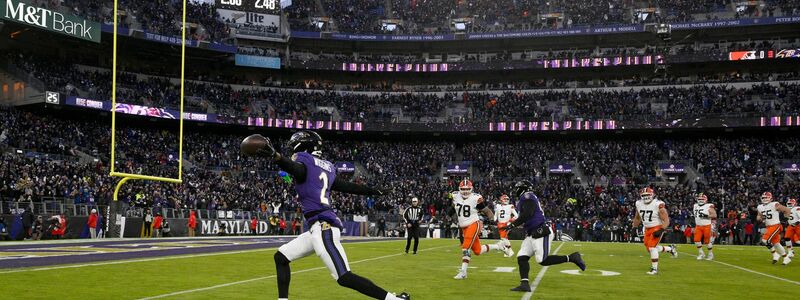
[216, 0, 280, 14]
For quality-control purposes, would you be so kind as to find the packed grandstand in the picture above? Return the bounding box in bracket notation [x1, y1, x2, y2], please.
[0, 0, 799, 243]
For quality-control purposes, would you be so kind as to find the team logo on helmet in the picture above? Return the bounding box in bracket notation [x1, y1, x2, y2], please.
[459, 179, 473, 196]
[288, 131, 323, 157]
[640, 187, 655, 204]
[761, 192, 773, 204]
[787, 198, 797, 208]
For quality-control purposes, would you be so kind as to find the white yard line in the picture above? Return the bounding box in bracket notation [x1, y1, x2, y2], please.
[0, 239, 400, 274]
[138, 245, 451, 300]
[522, 242, 565, 300]
[678, 251, 799, 285]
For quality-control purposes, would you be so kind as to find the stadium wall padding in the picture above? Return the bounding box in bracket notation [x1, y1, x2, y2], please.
[1, 215, 89, 240]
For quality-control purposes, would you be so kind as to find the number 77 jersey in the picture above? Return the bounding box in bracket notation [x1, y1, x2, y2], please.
[452, 192, 484, 228]
[635, 199, 665, 228]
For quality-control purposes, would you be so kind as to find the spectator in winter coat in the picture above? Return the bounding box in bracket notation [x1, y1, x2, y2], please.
[88, 209, 98, 239]
[250, 216, 258, 235]
[292, 218, 301, 235]
[143, 210, 153, 238]
[684, 226, 693, 244]
[187, 211, 197, 237]
[153, 213, 163, 238]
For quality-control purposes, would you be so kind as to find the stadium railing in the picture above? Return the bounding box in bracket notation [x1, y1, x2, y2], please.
[1, 201, 107, 217]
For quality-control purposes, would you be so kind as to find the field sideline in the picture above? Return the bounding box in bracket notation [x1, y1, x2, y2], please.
[1, 238, 798, 299]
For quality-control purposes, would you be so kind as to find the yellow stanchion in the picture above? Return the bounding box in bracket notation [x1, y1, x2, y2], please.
[110, 0, 187, 199]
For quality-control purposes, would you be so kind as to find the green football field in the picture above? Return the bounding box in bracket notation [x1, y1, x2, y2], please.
[2, 239, 798, 299]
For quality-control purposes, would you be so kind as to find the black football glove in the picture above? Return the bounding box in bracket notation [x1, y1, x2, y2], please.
[256, 137, 279, 160]
[651, 228, 665, 237]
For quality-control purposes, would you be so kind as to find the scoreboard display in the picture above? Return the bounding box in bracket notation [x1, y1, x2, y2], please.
[216, 0, 280, 14]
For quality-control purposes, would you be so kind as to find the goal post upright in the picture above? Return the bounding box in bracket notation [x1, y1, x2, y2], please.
[110, 0, 187, 202]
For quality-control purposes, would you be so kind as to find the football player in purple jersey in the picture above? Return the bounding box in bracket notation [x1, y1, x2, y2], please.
[243, 131, 410, 300]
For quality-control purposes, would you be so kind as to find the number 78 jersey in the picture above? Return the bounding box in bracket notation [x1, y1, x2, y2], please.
[635, 199, 665, 228]
[452, 192, 484, 228]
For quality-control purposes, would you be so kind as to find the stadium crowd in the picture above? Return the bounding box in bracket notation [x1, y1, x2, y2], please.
[7, 51, 800, 123]
[27, 0, 800, 40]
[2, 106, 798, 243]
[288, 0, 800, 34]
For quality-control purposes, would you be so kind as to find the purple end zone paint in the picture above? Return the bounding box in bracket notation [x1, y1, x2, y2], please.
[0, 237, 400, 269]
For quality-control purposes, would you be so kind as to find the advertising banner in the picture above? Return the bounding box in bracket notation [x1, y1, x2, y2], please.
[246, 117, 363, 131]
[335, 162, 356, 173]
[488, 120, 616, 132]
[659, 163, 686, 173]
[549, 164, 574, 174]
[218, 8, 280, 27]
[542, 55, 660, 69]
[445, 162, 470, 174]
[341, 63, 448, 72]
[66, 96, 217, 122]
[1, 0, 101, 42]
[235, 54, 281, 69]
[781, 163, 800, 173]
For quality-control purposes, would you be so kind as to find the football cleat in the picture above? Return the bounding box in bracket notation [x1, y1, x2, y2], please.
[646, 268, 658, 275]
[569, 252, 586, 271]
[397, 292, 411, 299]
[772, 252, 780, 264]
[502, 240, 514, 257]
[696, 253, 705, 260]
[787, 251, 795, 259]
[510, 282, 532, 292]
[706, 253, 714, 261]
[782, 256, 791, 265]
[669, 244, 678, 258]
[453, 270, 467, 280]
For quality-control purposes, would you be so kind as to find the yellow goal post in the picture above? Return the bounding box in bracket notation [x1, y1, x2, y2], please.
[110, 0, 187, 201]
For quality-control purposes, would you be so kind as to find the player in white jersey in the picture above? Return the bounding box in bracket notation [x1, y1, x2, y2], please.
[494, 195, 517, 257]
[756, 192, 793, 265]
[451, 179, 506, 279]
[785, 199, 800, 259]
[692, 193, 717, 260]
[632, 187, 677, 275]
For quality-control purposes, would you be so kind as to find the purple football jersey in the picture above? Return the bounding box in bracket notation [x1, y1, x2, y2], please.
[293, 152, 343, 228]
[518, 191, 546, 232]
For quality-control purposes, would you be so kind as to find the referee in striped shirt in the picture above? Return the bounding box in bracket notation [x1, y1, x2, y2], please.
[404, 197, 423, 254]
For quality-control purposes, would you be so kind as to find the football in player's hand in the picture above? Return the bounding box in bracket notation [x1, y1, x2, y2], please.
[241, 134, 269, 156]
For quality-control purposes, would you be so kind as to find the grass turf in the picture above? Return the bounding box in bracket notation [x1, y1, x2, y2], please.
[2, 239, 798, 299]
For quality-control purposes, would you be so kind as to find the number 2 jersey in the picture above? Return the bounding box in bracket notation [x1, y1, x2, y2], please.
[635, 199, 665, 228]
[693, 203, 715, 226]
[293, 152, 342, 228]
[494, 203, 517, 223]
[452, 192, 484, 228]
[757, 202, 781, 226]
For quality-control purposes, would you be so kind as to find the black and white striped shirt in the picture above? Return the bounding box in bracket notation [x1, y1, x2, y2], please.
[404, 206, 422, 225]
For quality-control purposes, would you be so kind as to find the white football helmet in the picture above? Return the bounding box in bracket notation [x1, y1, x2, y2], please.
[761, 192, 773, 204]
[459, 179, 473, 197]
[640, 187, 655, 204]
[696, 193, 707, 205]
